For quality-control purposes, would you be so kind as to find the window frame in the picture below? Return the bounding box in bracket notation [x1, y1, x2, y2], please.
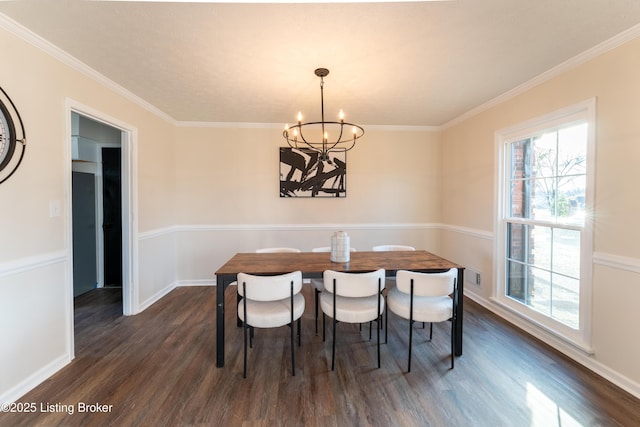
[494, 99, 596, 353]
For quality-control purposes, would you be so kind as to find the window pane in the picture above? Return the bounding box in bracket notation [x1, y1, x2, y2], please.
[533, 132, 557, 178]
[530, 225, 551, 271]
[507, 223, 530, 263]
[510, 139, 531, 180]
[552, 229, 580, 278]
[531, 177, 556, 221]
[558, 123, 587, 176]
[556, 175, 586, 225]
[529, 267, 552, 316]
[551, 274, 579, 329]
[510, 179, 534, 218]
[509, 138, 533, 219]
[506, 260, 528, 304]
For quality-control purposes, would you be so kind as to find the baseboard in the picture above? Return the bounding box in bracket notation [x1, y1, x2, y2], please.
[463, 289, 640, 400]
[0, 353, 71, 405]
[137, 282, 176, 312]
[175, 279, 216, 287]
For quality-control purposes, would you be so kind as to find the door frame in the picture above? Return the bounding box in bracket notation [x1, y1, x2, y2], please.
[64, 98, 138, 355]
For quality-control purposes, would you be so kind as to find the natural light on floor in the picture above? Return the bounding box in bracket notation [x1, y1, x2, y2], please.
[526, 382, 582, 427]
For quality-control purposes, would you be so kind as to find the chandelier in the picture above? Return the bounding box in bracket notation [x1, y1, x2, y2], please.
[283, 68, 364, 162]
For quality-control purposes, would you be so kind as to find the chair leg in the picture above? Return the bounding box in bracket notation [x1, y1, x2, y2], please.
[385, 308, 388, 344]
[291, 319, 295, 376]
[429, 323, 433, 341]
[322, 313, 326, 342]
[243, 321, 248, 378]
[408, 319, 413, 373]
[250, 326, 254, 348]
[315, 289, 319, 336]
[377, 314, 381, 369]
[331, 316, 337, 371]
[298, 318, 302, 346]
[451, 318, 455, 370]
[369, 321, 372, 340]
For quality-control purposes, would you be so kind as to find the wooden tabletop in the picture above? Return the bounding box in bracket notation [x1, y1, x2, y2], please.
[215, 250, 463, 276]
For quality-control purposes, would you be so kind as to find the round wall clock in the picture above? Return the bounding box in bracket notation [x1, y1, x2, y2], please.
[0, 86, 26, 184]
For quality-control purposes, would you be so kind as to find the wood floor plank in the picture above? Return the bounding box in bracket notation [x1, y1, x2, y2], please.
[1, 285, 639, 426]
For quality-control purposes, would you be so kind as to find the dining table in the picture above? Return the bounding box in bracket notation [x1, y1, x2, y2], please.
[214, 250, 464, 367]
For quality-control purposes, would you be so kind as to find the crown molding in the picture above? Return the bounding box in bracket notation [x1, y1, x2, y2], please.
[442, 22, 640, 130]
[0, 13, 176, 125]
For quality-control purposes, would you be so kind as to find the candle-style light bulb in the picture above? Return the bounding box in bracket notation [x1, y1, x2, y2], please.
[339, 109, 344, 122]
[324, 131, 328, 142]
[297, 112, 302, 124]
[293, 129, 298, 141]
[352, 126, 357, 140]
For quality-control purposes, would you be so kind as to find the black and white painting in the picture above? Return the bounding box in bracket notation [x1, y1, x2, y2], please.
[280, 147, 346, 198]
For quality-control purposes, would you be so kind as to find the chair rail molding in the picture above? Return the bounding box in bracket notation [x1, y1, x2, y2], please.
[592, 252, 640, 274]
[0, 250, 67, 278]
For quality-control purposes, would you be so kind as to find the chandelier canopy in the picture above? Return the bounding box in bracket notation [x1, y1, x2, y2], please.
[283, 68, 364, 161]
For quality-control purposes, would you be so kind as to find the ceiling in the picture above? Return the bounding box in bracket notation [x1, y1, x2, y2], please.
[1, 0, 640, 127]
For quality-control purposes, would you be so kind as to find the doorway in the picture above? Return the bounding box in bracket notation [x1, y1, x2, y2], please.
[66, 100, 137, 346]
[71, 113, 123, 298]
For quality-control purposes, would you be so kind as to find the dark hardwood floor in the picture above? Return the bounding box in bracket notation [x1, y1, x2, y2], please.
[2, 285, 639, 426]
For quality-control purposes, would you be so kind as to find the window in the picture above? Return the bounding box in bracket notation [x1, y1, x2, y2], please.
[496, 100, 595, 351]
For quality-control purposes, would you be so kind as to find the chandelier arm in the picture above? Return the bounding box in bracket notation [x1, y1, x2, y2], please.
[296, 124, 312, 146]
[284, 122, 364, 146]
[336, 123, 345, 144]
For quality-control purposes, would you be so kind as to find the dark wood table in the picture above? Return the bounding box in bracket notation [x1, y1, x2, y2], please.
[215, 250, 464, 367]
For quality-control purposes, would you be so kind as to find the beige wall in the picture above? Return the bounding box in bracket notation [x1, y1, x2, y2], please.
[174, 126, 441, 225]
[441, 36, 640, 393]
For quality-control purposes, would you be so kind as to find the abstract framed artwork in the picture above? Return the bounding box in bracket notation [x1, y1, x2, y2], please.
[279, 147, 346, 198]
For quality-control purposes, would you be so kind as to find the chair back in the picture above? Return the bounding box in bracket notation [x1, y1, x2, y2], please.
[238, 271, 302, 301]
[323, 269, 385, 297]
[256, 247, 301, 253]
[372, 245, 415, 251]
[312, 246, 357, 252]
[396, 269, 457, 297]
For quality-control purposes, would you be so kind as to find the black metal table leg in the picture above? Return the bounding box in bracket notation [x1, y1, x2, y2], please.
[455, 269, 464, 356]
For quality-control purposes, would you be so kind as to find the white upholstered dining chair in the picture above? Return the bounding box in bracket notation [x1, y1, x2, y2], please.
[386, 268, 458, 372]
[371, 244, 416, 252]
[321, 269, 386, 371]
[237, 270, 304, 378]
[372, 244, 416, 340]
[234, 247, 302, 315]
[255, 247, 301, 253]
[310, 246, 357, 335]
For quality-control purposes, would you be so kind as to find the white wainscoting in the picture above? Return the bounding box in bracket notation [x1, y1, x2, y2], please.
[0, 251, 71, 405]
[171, 222, 443, 285]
